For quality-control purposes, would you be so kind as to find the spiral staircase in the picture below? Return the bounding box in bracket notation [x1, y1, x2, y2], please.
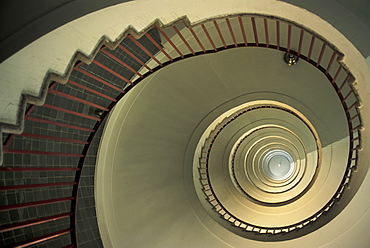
[0, 1, 369, 248]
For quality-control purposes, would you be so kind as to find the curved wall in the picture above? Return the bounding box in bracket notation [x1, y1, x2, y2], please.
[0, 0, 132, 63]
[95, 47, 355, 247]
[0, 0, 369, 247]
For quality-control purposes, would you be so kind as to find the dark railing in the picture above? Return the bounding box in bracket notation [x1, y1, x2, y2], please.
[0, 15, 361, 246]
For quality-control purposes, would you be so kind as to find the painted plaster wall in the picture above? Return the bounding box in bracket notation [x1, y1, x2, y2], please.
[0, 0, 369, 247]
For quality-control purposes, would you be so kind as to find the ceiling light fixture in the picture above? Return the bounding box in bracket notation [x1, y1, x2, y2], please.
[284, 53, 299, 66]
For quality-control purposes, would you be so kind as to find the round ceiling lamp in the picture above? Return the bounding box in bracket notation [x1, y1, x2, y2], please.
[262, 149, 294, 181]
[284, 53, 299, 66]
